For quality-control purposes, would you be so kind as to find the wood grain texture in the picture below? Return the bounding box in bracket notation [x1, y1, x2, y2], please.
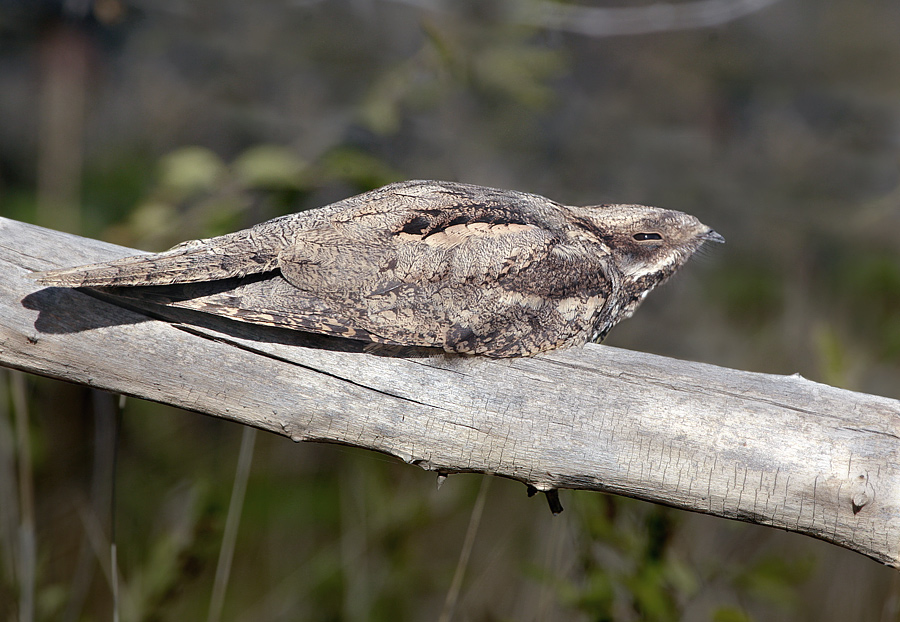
[2, 216, 899, 567]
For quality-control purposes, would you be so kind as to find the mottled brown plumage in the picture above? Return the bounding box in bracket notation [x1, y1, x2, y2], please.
[32, 180, 723, 357]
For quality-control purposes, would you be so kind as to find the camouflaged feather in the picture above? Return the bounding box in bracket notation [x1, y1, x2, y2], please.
[32, 180, 722, 357]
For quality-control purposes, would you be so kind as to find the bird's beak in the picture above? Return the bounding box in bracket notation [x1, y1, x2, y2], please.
[703, 229, 725, 244]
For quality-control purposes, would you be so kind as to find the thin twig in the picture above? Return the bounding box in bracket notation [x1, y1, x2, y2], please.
[340, 458, 370, 622]
[0, 371, 20, 595]
[208, 426, 257, 622]
[10, 371, 35, 622]
[111, 397, 123, 622]
[384, 0, 782, 37]
[63, 390, 119, 622]
[438, 476, 492, 622]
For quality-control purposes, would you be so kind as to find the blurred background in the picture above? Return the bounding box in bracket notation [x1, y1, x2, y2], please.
[2, 0, 900, 619]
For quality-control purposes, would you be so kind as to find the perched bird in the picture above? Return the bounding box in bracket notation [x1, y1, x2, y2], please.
[32, 180, 723, 357]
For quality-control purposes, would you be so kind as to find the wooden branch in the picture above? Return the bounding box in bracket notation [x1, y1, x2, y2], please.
[2, 216, 899, 568]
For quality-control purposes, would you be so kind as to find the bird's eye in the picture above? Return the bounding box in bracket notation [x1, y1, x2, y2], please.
[633, 232, 663, 241]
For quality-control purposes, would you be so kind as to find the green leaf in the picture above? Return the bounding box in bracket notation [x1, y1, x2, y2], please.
[233, 145, 308, 189]
[158, 147, 227, 195]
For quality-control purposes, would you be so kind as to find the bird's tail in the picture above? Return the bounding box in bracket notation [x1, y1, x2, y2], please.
[31, 228, 282, 287]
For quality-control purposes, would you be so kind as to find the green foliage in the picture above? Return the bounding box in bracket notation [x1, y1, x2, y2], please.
[94, 142, 408, 254]
[125, 145, 309, 248]
[118, 482, 216, 621]
[158, 147, 229, 196]
[232, 145, 308, 190]
[360, 12, 565, 135]
[318, 146, 404, 191]
[562, 495, 696, 621]
[712, 607, 754, 622]
[559, 494, 820, 622]
[81, 152, 156, 238]
[837, 252, 900, 362]
[733, 554, 814, 610]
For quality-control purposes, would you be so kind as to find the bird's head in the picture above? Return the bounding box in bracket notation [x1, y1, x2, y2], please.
[579, 203, 724, 317]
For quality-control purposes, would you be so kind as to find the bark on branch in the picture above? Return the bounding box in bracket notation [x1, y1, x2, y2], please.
[1, 216, 898, 568]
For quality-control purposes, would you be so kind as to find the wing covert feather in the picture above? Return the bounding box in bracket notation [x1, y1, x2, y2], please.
[270, 203, 613, 355]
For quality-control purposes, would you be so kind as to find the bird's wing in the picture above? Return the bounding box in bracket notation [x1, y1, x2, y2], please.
[270, 203, 613, 355]
[152, 208, 611, 355]
[27, 179, 525, 288]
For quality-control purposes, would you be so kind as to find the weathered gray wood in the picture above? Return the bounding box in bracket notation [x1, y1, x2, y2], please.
[2, 216, 899, 567]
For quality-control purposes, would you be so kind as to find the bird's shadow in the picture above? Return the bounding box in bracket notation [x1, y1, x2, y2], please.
[22, 274, 442, 358]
